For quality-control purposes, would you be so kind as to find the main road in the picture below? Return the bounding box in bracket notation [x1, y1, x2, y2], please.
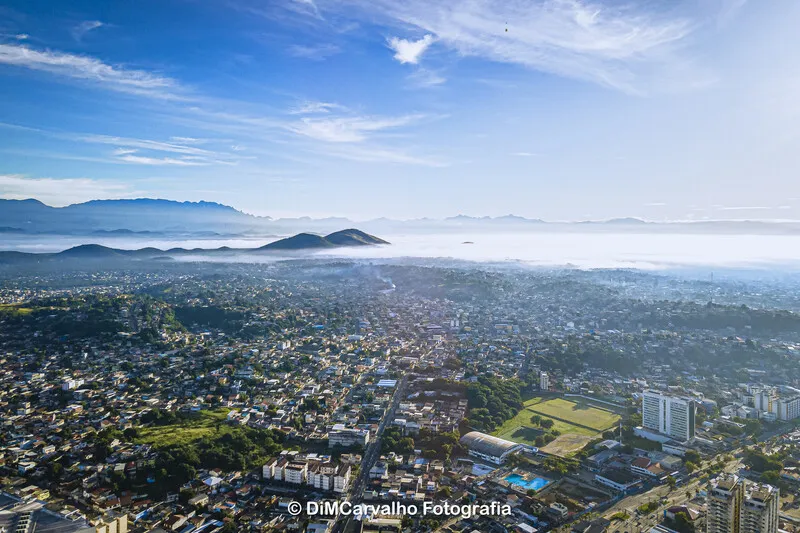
[331, 375, 408, 533]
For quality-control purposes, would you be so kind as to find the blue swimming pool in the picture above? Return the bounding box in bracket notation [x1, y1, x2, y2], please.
[504, 473, 550, 491]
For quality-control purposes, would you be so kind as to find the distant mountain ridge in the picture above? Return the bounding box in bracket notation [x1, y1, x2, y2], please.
[3, 198, 800, 236]
[0, 198, 262, 234]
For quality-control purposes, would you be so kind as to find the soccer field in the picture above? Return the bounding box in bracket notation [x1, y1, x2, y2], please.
[493, 396, 620, 447]
[528, 397, 620, 432]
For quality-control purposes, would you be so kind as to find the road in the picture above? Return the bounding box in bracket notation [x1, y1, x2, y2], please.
[606, 456, 743, 533]
[331, 375, 408, 533]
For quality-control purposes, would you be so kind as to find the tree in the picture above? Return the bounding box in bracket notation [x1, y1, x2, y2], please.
[668, 512, 695, 533]
[667, 475, 677, 491]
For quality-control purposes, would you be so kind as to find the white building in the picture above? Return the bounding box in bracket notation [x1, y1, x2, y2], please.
[328, 424, 370, 448]
[745, 386, 800, 421]
[741, 484, 779, 533]
[540, 372, 549, 391]
[334, 465, 351, 493]
[284, 462, 307, 484]
[642, 390, 695, 442]
[776, 396, 800, 421]
[708, 474, 743, 533]
[308, 462, 337, 491]
[460, 432, 525, 465]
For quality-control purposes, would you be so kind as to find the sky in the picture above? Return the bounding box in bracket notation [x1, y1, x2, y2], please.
[1, 0, 799, 220]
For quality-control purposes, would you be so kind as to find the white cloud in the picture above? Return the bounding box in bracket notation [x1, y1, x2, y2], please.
[289, 0, 324, 20]
[0, 43, 180, 98]
[287, 43, 341, 60]
[116, 153, 207, 166]
[287, 114, 426, 142]
[328, 0, 709, 93]
[169, 136, 208, 144]
[289, 101, 347, 114]
[511, 151, 539, 157]
[716, 206, 773, 211]
[387, 34, 435, 64]
[72, 20, 104, 42]
[0, 174, 134, 206]
[77, 134, 218, 156]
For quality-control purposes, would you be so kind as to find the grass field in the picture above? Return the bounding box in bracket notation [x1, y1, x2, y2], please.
[528, 398, 620, 432]
[0, 304, 34, 315]
[494, 396, 621, 448]
[136, 408, 232, 448]
[541, 434, 595, 457]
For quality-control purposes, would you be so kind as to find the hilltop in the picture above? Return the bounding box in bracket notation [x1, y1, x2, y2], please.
[259, 229, 388, 251]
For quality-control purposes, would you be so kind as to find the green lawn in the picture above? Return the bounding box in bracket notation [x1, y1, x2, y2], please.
[528, 398, 620, 432]
[136, 408, 233, 447]
[494, 396, 620, 446]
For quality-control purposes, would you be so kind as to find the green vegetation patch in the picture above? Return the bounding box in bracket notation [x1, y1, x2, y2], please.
[0, 304, 34, 315]
[136, 407, 237, 447]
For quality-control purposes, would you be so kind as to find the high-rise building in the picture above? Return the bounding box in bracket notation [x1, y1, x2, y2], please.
[540, 372, 549, 391]
[776, 396, 800, 421]
[707, 475, 779, 533]
[707, 474, 744, 533]
[750, 388, 775, 413]
[642, 390, 696, 442]
[741, 484, 779, 533]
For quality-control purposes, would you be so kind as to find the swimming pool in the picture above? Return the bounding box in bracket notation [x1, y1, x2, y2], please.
[504, 473, 550, 491]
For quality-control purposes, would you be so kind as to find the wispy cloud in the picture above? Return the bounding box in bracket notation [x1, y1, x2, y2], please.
[76, 133, 220, 157]
[286, 114, 426, 143]
[169, 136, 209, 144]
[315, 0, 712, 93]
[511, 151, 539, 157]
[0, 174, 135, 205]
[716, 206, 773, 211]
[407, 68, 446, 88]
[72, 20, 104, 42]
[0, 35, 444, 168]
[288, 0, 324, 20]
[387, 34, 435, 65]
[289, 100, 347, 114]
[0, 43, 181, 98]
[115, 152, 208, 166]
[319, 144, 447, 166]
[287, 43, 341, 60]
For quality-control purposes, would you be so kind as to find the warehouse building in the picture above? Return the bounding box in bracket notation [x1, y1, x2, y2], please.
[460, 431, 525, 464]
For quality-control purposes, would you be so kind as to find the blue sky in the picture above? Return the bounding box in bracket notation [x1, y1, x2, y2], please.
[0, 0, 799, 220]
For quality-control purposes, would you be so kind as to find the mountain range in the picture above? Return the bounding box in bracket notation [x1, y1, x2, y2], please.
[3, 198, 800, 236]
[0, 229, 388, 264]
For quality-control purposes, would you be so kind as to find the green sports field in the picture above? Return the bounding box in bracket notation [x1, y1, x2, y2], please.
[493, 396, 620, 447]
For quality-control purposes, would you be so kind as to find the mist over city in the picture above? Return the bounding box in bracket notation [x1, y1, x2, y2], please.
[3, 1, 800, 533]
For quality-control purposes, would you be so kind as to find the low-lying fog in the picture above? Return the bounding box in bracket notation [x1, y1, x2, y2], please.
[7, 232, 800, 271]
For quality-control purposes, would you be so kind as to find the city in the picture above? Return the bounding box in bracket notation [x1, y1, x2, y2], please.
[1, 259, 800, 533]
[2, 0, 800, 532]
